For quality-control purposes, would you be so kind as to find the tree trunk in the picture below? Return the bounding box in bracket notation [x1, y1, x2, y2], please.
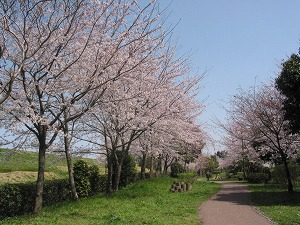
[113, 162, 121, 191]
[33, 137, 47, 214]
[106, 154, 113, 194]
[158, 156, 163, 174]
[140, 152, 147, 179]
[163, 158, 168, 174]
[242, 157, 246, 180]
[62, 101, 78, 200]
[282, 157, 294, 193]
[149, 155, 154, 178]
[64, 131, 78, 200]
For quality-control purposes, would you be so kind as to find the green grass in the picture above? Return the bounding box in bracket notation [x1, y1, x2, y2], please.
[0, 148, 103, 185]
[0, 176, 221, 225]
[0, 149, 40, 172]
[249, 183, 300, 225]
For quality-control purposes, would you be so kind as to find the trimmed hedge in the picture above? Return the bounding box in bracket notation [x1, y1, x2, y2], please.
[0, 179, 70, 219]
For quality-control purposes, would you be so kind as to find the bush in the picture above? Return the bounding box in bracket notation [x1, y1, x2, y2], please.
[0, 179, 70, 219]
[73, 160, 91, 197]
[112, 151, 137, 188]
[18, 182, 35, 213]
[178, 172, 197, 184]
[89, 165, 107, 194]
[247, 173, 269, 184]
[236, 172, 244, 179]
[43, 179, 70, 204]
[271, 163, 300, 185]
[120, 153, 137, 187]
[0, 185, 22, 218]
[170, 162, 184, 178]
[144, 172, 151, 179]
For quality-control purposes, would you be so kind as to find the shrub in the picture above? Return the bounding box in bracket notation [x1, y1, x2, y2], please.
[144, 172, 151, 179]
[18, 182, 35, 213]
[236, 172, 244, 179]
[178, 172, 197, 184]
[170, 162, 184, 178]
[0, 185, 22, 218]
[247, 173, 269, 184]
[0, 179, 70, 219]
[271, 163, 300, 185]
[43, 179, 70, 204]
[73, 160, 91, 197]
[112, 151, 137, 188]
[89, 165, 107, 194]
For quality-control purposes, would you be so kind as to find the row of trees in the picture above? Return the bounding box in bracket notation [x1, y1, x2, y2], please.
[0, 0, 205, 214]
[220, 53, 300, 193]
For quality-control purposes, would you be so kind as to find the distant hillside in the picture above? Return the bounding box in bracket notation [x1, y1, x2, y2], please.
[0, 148, 102, 185]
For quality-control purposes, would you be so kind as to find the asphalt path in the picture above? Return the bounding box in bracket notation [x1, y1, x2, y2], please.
[199, 182, 276, 225]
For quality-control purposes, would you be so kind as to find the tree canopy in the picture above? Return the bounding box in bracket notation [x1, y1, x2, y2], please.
[276, 53, 300, 133]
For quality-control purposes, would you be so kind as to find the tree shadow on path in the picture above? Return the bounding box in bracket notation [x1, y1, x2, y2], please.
[212, 182, 300, 207]
[209, 182, 252, 206]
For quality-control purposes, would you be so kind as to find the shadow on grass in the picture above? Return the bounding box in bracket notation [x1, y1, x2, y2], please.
[251, 191, 300, 206]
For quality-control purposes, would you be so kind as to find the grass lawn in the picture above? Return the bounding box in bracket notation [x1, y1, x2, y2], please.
[0, 148, 103, 185]
[249, 183, 300, 225]
[0, 176, 220, 225]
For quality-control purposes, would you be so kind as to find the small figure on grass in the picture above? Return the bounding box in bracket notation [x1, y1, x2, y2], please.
[205, 171, 212, 181]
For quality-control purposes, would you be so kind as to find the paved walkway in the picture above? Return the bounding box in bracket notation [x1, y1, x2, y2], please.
[199, 182, 276, 225]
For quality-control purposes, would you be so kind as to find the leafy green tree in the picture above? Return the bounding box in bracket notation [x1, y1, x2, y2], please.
[206, 155, 219, 172]
[276, 53, 300, 133]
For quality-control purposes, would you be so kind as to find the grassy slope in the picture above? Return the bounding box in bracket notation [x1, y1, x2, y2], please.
[249, 184, 300, 225]
[0, 148, 101, 184]
[0, 176, 221, 225]
[0, 149, 40, 172]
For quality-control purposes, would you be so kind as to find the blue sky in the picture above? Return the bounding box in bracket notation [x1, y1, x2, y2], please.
[159, 0, 300, 152]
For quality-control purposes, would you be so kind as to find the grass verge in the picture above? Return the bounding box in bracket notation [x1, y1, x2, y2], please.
[249, 183, 300, 225]
[0, 176, 220, 225]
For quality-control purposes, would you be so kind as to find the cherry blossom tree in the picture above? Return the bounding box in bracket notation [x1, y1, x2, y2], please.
[1, 0, 104, 212]
[0, 1, 25, 104]
[195, 153, 210, 176]
[75, 45, 205, 191]
[220, 82, 299, 192]
[56, 0, 174, 198]
[0, 0, 176, 212]
[220, 124, 261, 179]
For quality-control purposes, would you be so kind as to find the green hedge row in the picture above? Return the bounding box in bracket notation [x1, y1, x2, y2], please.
[0, 157, 146, 219]
[0, 179, 70, 219]
[0, 176, 108, 219]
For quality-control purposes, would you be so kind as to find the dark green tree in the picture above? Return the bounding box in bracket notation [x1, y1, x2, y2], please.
[112, 151, 137, 189]
[73, 160, 91, 198]
[170, 161, 184, 178]
[276, 53, 300, 133]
